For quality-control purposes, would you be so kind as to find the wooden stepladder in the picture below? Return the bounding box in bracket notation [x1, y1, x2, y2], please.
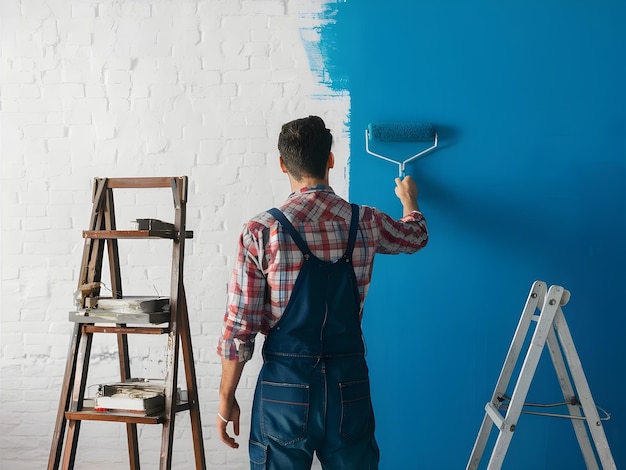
[48, 177, 206, 469]
[467, 281, 616, 470]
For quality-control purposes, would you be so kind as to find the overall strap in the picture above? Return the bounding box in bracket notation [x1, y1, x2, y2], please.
[267, 208, 312, 256]
[345, 204, 360, 259]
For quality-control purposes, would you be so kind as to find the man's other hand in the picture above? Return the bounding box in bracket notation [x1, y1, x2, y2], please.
[217, 398, 241, 449]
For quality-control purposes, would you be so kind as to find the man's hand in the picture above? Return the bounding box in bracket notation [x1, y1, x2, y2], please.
[218, 357, 246, 448]
[394, 175, 419, 216]
[217, 397, 241, 449]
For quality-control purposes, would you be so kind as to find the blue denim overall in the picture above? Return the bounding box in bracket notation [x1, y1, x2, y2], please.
[249, 205, 379, 470]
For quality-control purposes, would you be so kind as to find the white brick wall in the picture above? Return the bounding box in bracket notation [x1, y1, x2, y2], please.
[0, 1, 349, 468]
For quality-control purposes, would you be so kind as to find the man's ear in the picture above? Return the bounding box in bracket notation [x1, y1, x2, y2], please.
[328, 152, 335, 169]
[279, 156, 289, 174]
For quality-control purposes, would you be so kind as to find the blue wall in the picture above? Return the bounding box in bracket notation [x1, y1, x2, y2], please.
[319, 1, 625, 469]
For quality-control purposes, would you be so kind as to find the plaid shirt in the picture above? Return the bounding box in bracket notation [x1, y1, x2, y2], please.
[217, 185, 428, 362]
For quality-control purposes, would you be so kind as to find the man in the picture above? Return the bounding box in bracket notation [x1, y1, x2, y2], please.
[217, 115, 428, 469]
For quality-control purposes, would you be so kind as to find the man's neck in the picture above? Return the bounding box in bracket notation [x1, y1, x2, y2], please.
[289, 176, 329, 192]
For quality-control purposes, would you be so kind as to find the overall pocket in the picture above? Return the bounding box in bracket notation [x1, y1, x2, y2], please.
[261, 381, 310, 445]
[339, 378, 374, 441]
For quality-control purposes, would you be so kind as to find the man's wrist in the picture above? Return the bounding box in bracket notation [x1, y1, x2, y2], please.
[402, 201, 419, 216]
[220, 390, 235, 400]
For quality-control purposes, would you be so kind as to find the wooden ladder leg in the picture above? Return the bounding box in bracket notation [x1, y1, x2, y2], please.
[486, 285, 565, 469]
[50, 178, 108, 469]
[48, 323, 82, 470]
[60, 179, 112, 469]
[60, 421, 81, 470]
[553, 310, 617, 470]
[467, 281, 546, 470]
[158, 176, 188, 469]
[117, 331, 140, 469]
[61, 325, 94, 469]
[180, 287, 207, 469]
[124, 423, 140, 469]
[104, 185, 141, 469]
[159, 313, 180, 469]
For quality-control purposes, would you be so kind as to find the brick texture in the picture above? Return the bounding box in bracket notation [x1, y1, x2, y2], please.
[0, 1, 349, 468]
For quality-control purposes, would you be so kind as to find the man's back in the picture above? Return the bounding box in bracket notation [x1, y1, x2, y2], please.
[232, 186, 427, 339]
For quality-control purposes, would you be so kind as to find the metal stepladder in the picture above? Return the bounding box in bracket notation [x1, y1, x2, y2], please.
[48, 177, 206, 469]
[467, 281, 616, 470]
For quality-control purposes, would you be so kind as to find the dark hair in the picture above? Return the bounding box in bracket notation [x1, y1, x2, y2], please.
[277, 115, 333, 180]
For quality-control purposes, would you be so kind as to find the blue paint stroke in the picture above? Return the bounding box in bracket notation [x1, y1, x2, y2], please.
[299, 1, 349, 93]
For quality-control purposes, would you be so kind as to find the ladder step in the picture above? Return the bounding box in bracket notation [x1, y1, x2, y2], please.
[65, 402, 191, 424]
[83, 229, 193, 239]
[65, 410, 165, 425]
[485, 402, 505, 430]
[84, 325, 169, 335]
[106, 177, 183, 189]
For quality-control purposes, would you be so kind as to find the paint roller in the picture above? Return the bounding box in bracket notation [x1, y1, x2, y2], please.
[365, 122, 438, 177]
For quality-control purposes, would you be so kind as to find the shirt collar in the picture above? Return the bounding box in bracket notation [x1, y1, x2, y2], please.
[288, 184, 335, 198]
